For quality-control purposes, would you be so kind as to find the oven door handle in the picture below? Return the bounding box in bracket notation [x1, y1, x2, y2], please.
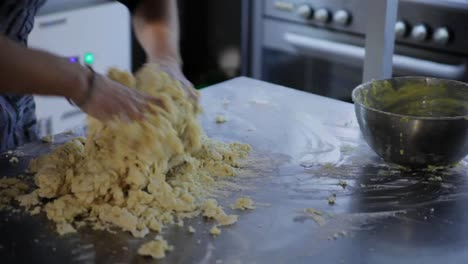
[284, 32, 466, 80]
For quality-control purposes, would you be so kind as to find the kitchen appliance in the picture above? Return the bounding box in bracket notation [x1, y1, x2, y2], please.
[243, 0, 468, 102]
[28, 1, 131, 137]
[353, 77, 468, 167]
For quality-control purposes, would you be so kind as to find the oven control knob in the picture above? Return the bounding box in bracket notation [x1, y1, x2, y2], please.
[333, 10, 351, 26]
[297, 5, 313, 19]
[433, 27, 451, 45]
[314, 8, 331, 23]
[411, 24, 430, 42]
[395, 21, 409, 38]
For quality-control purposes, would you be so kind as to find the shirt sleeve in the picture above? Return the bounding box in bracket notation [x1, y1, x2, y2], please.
[116, 0, 140, 13]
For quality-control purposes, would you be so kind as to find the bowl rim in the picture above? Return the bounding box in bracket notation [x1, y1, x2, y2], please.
[351, 76, 468, 120]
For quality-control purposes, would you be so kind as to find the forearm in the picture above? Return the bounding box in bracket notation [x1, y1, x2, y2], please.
[0, 35, 87, 100]
[132, 0, 181, 65]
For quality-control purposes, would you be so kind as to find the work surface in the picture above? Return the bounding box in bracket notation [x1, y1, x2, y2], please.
[1, 77, 467, 264]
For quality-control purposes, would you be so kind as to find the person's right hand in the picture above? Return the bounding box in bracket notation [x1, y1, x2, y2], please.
[73, 71, 164, 123]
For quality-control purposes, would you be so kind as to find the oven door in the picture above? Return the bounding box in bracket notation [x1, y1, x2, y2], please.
[257, 19, 468, 102]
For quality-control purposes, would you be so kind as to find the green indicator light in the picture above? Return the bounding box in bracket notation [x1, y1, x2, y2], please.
[84, 52, 94, 65]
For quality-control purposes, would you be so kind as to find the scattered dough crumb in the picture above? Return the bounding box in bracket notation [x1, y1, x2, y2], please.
[231, 196, 255, 210]
[56, 223, 77, 235]
[210, 225, 221, 236]
[41, 135, 54, 144]
[303, 208, 326, 226]
[202, 199, 238, 226]
[30, 206, 41, 216]
[328, 196, 336, 205]
[177, 219, 184, 227]
[9, 157, 19, 164]
[188, 226, 196, 233]
[17, 190, 40, 208]
[138, 236, 173, 259]
[215, 115, 227, 124]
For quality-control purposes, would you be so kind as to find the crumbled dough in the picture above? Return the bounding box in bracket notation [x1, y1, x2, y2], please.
[188, 226, 196, 233]
[138, 236, 173, 259]
[30, 206, 41, 216]
[0, 177, 29, 210]
[176, 219, 184, 227]
[215, 115, 227, 124]
[202, 199, 238, 226]
[328, 196, 336, 205]
[41, 135, 54, 144]
[56, 223, 76, 235]
[303, 208, 326, 226]
[231, 196, 255, 210]
[17, 65, 251, 259]
[16, 190, 40, 208]
[9, 157, 19, 164]
[210, 225, 221, 236]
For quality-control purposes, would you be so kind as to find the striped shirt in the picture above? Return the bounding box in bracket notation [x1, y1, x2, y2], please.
[0, 0, 137, 151]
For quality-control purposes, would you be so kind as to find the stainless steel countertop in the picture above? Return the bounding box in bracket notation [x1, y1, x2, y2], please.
[0, 77, 467, 264]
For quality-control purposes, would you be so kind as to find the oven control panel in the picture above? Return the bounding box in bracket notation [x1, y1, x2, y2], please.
[264, 0, 468, 55]
[265, 0, 364, 35]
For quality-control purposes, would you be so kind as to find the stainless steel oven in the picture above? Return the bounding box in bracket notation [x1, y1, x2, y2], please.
[242, 0, 468, 102]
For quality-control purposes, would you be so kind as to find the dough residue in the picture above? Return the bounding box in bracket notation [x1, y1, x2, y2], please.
[16, 64, 251, 258]
[210, 225, 221, 236]
[215, 115, 227, 124]
[232, 196, 255, 210]
[138, 236, 173, 259]
[0, 177, 29, 210]
[303, 208, 326, 226]
[41, 135, 54, 144]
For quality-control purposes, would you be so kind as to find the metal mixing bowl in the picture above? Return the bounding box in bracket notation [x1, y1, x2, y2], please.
[352, 77, 468, 167]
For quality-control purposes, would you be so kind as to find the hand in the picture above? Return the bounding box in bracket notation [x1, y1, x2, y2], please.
[157, 63, 200, 103]
[74, 72, 164, 122]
